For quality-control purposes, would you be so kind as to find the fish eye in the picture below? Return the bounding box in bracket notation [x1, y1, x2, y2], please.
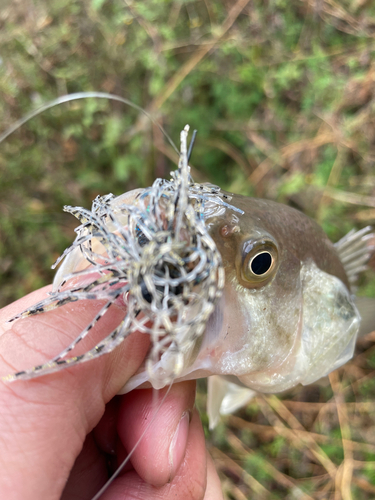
[240, 240, 278, 286]
[250, 251, 273, 275]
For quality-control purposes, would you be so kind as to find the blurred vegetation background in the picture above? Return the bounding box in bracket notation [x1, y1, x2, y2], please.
[1, 1, 375, 499]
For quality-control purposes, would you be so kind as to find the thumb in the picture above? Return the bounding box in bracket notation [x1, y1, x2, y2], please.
[0, 285, 150, 499]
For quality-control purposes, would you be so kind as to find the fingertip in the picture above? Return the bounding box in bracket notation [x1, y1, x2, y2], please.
[0, 285, 53, 329]
[117, 381, 196, 487]
[100, 406, 208, 500]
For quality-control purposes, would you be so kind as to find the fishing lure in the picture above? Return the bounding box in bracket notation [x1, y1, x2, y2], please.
[3, 125, 231, 391]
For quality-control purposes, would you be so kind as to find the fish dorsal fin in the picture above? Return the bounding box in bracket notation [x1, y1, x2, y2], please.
[334, 226, 374, 287]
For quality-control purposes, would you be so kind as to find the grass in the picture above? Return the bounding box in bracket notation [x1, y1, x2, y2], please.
[1, 0, 375, 498]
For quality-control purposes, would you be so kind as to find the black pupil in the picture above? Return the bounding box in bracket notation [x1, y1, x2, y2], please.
[251, 252, 272, 275]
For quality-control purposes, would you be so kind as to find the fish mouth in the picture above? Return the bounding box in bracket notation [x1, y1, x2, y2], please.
[233, 319, 358, 395]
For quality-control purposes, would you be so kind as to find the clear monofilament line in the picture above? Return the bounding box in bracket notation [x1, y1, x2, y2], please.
[0, 92, 179, 156]
[90, 383, 173, 500]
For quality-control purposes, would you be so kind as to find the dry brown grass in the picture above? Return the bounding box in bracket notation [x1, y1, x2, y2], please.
[201, 329, 375, 499]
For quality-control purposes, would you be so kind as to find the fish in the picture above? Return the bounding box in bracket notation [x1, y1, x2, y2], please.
[2, 124, 374, 435]
[121, 188, 375, 428]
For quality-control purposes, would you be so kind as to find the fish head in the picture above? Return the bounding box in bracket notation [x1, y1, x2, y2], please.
[178, 192, 360, 393]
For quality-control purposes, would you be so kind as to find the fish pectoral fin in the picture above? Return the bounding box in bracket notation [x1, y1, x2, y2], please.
[355, 296, 375, 338]
[207, 375, 256, 430]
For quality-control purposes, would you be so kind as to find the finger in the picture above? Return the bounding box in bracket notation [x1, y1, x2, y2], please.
[93, 396, 121, 456]
[62, 397, 130, 500]
[61, 381, 198, 496]
[204, 451, 224, 500]
[100, 408, 208, 500]
[0, 287, 150, 499]
[117, 381, 196, 486]
[0, 287, 150, 395]
[93, 397, 134, 475]
[60, 433, 107, 500]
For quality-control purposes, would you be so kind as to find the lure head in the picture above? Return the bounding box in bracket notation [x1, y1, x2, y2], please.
[176, 192, 360, 392]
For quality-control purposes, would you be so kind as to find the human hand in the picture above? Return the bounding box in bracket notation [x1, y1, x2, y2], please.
[0, 286, 223, 500]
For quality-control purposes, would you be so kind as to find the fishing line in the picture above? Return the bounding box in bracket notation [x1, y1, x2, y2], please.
[0, 91, 179, 155]
[187, 129, 197, 162]
[90, 382, 174, 500]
